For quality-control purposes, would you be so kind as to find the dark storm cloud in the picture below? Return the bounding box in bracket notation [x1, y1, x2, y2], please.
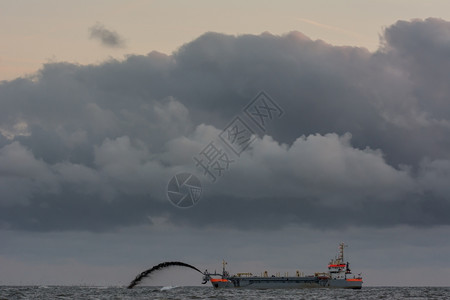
[1, 18, 450, 231]
[89, 23, 126, 48]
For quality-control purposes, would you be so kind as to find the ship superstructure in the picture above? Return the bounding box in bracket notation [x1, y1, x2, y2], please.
[202, 243, 362, 289]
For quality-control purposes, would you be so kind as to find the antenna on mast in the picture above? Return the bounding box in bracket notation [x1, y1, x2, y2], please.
[339, 242, 347, 262]
[222, 260, 227, 275]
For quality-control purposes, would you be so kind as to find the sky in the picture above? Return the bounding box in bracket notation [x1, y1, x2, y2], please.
[1, 0, 450, 287]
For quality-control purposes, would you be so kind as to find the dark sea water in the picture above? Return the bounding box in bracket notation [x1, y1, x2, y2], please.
[1, 286, 449, 300]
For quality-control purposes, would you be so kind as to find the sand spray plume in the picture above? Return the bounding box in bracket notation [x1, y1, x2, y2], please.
[127, 261, 203, 289]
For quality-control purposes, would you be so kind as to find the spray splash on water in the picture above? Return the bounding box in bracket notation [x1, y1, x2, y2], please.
[127, 261, 203, 289]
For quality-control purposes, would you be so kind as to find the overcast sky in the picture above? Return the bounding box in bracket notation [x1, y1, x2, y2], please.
[1, 1, 450, 287]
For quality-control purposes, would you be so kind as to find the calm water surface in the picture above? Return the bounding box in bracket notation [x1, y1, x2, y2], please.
[0, 286, 449, 300]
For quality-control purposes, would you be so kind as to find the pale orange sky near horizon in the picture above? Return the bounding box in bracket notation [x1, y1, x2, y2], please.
[1, 0, 450, 81]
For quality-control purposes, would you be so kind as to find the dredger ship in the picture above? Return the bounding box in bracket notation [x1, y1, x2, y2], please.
[202, 243, 362, 289]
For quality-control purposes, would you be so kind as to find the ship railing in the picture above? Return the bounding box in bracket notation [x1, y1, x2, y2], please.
[236, 272, 253, 277]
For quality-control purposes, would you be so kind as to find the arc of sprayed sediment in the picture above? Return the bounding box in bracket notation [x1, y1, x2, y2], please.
[127, 261, 203, 289]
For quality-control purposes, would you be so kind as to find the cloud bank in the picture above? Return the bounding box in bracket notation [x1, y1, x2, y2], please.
[1, 18, 450, 231]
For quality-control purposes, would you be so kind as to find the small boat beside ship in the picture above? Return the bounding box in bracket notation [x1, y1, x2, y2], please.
[202, 243, 363, 289]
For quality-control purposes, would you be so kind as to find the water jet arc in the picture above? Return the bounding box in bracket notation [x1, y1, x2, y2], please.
[127, 261, 203, 289]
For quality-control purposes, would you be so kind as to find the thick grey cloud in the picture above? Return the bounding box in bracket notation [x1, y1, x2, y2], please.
[1, 18, 450, 232]
[89, 23, 126, 48]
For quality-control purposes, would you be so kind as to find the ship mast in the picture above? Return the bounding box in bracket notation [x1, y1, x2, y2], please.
[338, 242, 347, 263]
[222, 260, 228, 276]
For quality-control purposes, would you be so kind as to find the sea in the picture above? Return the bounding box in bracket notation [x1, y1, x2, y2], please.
[1, 286, 449, 300]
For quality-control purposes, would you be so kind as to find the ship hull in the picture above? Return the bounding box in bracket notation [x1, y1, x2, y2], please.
[211, 276, 362, 289]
